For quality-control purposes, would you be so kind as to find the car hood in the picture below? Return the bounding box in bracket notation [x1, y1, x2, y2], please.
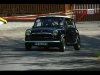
[32, 27, 63, 33]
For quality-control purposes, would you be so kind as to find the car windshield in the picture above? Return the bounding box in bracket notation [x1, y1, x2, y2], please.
[34, 17, 64, 27]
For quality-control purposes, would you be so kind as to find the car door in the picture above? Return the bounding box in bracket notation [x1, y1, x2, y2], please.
[65, 18, 76, 44]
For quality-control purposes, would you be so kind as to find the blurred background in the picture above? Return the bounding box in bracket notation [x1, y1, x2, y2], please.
[0, 4, 100, 23]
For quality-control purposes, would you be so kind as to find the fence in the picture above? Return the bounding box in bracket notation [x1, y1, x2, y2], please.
[1, 4, 100, 22]
[73, 4, 100, 22]
[0, 4, 65, 14]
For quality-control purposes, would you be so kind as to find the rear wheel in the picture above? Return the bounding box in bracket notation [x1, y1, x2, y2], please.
[25, 43, 32, 51]
[59, 38, 66, 52]
[74, 38, 80, 50]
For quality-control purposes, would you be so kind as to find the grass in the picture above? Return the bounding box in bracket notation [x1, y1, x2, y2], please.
[98, 51, 100, 58]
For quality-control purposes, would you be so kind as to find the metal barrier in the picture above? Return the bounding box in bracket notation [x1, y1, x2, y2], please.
[1, 11, 67, 20]
[1, 8, 100, 23]
[73, 4, 100, 23]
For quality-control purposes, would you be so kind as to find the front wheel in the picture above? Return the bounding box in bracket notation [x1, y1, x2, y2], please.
[74, 38, 80, 50]
[25, 43, 32, 51]
[59, 38, 66, 52]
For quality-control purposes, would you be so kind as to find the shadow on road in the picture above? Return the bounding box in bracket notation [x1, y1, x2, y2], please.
[26, 68, 100, 71]
[1, 34, 100, 51]
[0, 34, 100, 71]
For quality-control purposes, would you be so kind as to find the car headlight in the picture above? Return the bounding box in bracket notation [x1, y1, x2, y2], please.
[53, 30, 58, 36]
[25, 30, 31, 36]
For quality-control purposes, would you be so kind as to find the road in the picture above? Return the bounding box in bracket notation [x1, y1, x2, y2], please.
[0, 21, 100, 71]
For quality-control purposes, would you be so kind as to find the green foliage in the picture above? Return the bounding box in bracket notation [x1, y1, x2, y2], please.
[98, 51, 100, 58]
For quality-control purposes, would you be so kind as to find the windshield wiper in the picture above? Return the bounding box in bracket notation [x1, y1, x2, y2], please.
[54, 25, 63, 27]
[42, 25, 53, 27]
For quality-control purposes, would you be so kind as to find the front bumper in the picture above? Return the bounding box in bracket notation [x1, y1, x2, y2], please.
[25, 40, 60, 47]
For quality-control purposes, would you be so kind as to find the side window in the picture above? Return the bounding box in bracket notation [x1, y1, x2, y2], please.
[65, 18, 73, 25]
[71, 19, 75, 25]
[68, 19, 73, 25]
[71, 19, 76, 28]
[64, 18, 68, 26]
[65, 18, 75, 28]
[65, 18, 75, 29]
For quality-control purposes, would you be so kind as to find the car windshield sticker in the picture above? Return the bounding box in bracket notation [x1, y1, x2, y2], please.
[36, 19, 41, 23]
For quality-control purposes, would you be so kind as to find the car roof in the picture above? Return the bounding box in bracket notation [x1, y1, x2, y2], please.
[37, 15, 73, 19]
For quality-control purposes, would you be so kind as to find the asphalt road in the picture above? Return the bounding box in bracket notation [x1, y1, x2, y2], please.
[0, 22, 100, 71]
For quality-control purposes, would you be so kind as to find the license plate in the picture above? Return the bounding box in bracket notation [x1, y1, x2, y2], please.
[35, 42, 47, 45]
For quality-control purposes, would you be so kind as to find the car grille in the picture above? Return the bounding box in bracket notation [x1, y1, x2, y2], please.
[31, 34, 54, 41]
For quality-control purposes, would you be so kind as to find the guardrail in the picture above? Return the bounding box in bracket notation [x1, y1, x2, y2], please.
[1, 9, 100, 23]
[1, 11, 68, 20]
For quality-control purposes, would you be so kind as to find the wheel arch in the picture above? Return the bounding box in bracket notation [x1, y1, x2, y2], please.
[77, 35, 80, 40]
[60, 34, 66, 42]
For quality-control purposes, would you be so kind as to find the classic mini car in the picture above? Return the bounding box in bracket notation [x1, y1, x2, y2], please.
[25, 15, 80, 52]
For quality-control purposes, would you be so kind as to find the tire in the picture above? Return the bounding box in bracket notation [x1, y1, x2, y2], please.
[59, 38, 66, 52]
[74, 38, 80, 50]
[25, 43, 32, 51]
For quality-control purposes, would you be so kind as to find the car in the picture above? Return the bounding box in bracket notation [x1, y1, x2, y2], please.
[25, 15, 81, 52]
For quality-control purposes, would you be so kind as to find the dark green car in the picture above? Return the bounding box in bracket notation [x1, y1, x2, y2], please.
[25, 15, 80, 52]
